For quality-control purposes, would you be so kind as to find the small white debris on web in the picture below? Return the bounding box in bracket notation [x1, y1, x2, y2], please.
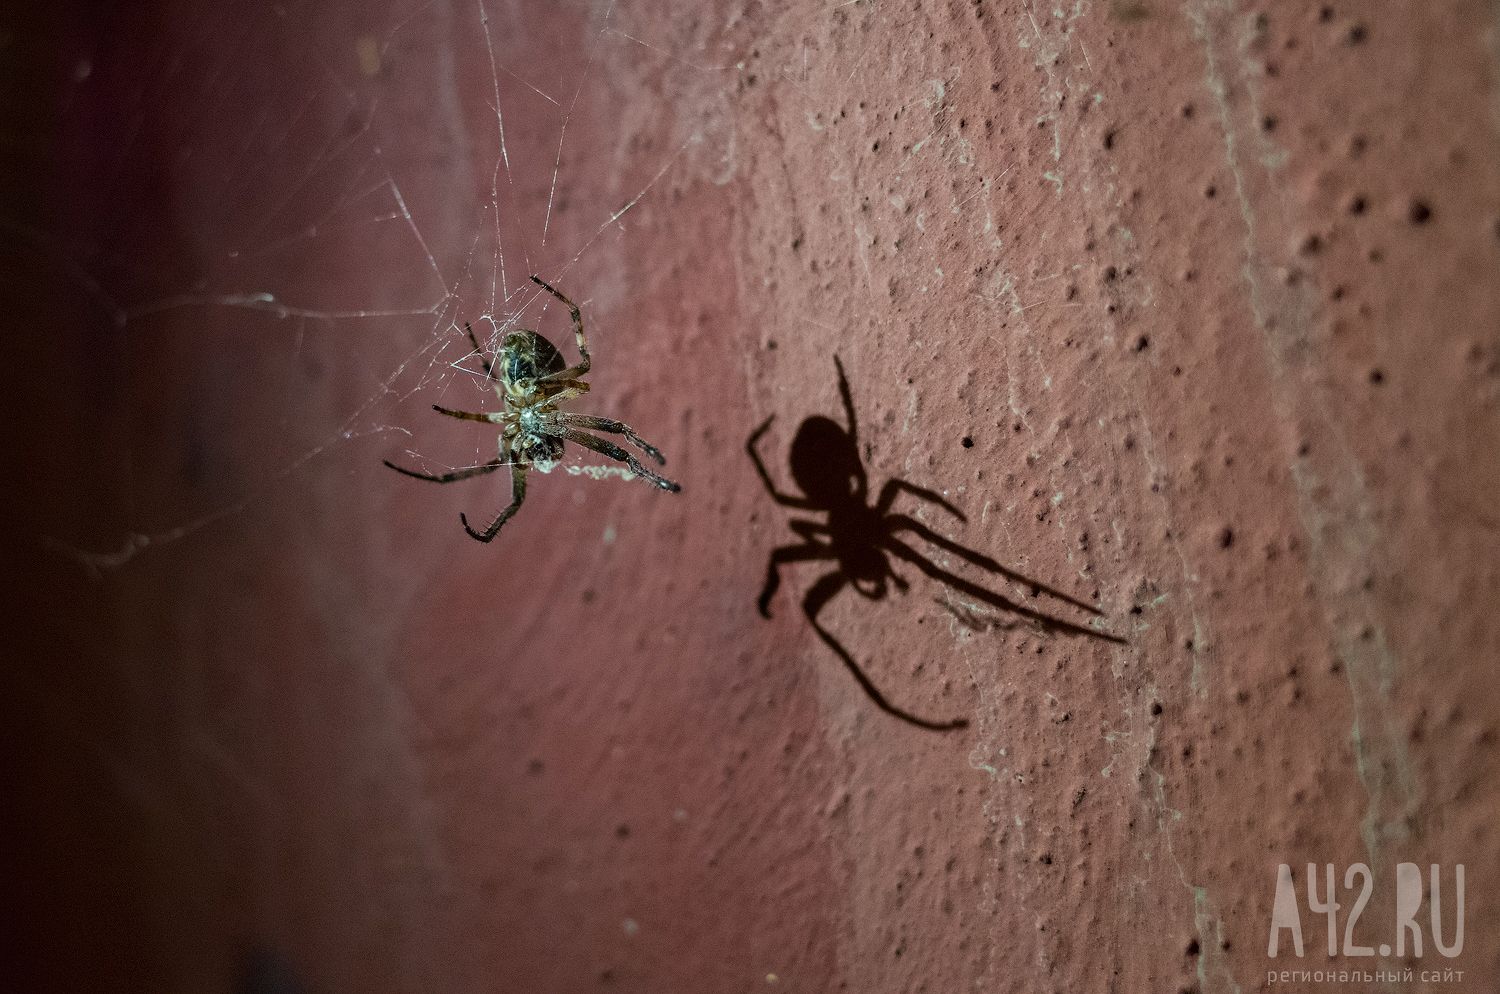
[565, 463, 636, 481]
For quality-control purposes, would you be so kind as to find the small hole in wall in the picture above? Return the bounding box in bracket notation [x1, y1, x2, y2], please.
[961, 436, 974, 448]
[1408, 199, 1432, 225]
[1347, 23, 1367, 44]
[1369, 368, 1385, 385]
[1348, 195, 1367, 215]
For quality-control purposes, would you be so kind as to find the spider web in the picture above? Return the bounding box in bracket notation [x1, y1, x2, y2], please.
[24, 0, 737, 574]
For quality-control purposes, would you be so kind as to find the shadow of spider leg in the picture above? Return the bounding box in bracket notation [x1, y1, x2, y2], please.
[875, 478, 967, 521]
[757, 535, 834, 618]
[883, 536, 1126, 644]
[803, 570, 970, 732]
[885, 514, 1105, 617]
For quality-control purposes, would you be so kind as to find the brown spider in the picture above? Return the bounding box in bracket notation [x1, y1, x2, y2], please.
[384, 276, 680, 542]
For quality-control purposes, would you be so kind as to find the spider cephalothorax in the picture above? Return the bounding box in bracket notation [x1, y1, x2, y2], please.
[384, 276, 680, 542]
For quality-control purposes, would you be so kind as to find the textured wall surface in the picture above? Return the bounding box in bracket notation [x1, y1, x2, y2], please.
[8, 1, 1500, 991]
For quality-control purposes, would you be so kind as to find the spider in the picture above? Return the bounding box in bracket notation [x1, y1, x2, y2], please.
[748, 355, 1123, 731]
[384, 275, 680, 542]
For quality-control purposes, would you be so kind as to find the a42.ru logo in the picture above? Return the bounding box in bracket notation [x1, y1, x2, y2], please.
[1268, 863, 1464, 958]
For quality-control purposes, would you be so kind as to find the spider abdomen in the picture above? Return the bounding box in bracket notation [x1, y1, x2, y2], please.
[500, 330, 566, 390]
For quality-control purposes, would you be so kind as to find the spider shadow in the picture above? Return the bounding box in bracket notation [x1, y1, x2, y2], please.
[747, 356, 1126, 732]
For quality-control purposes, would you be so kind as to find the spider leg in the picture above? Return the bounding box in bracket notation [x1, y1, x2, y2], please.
[831, 357, 869, 492]
[833, 355, 858, 440]
[431, 404, 497, 423]
[529, 275, 591, 381]
[875, 479, 966, 521]
[542, 380, 590, 406]
[746, 416, 815, 509]
[757, 541, 834, 618]
[802, 570, 968, 731]
[464, 321, 496, 380]
[562, 414, 667, 464]
[886, 514, 1102, 615]
[883, 536, 1125, 643]
[562, 429, 681, 492]
[459, 463, 529, 543]
[383, 457, 506, 484]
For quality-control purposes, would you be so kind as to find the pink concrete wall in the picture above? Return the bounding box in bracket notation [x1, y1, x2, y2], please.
[8, 0, 1499, 991]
